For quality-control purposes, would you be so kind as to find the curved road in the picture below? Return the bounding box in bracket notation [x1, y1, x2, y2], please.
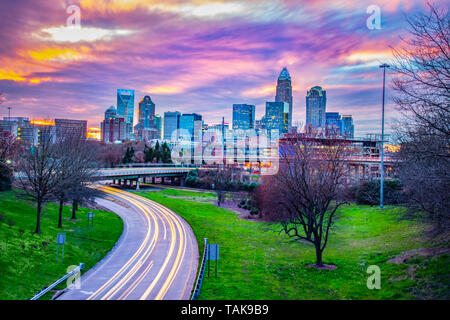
[59, 186, 198, 300]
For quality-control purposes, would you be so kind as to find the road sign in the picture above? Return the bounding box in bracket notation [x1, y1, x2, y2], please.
[208, 244, 219, 260]
[87, 211, 95, 226]
[57, 233, 66, 245]
[56, 233, 66, 263]
[207, 244, 219, 278]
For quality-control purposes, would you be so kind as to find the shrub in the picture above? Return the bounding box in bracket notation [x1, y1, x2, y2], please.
[355, 179, 404, 205]
[7, 219, 15, 227]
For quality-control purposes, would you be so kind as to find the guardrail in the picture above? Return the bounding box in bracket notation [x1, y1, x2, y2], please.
[191, 238, 209, 300]
[30, 263, 84, 300]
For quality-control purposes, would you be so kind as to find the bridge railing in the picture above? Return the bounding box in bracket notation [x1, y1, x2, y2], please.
[30, 263, 84, 300]
[191, 238, 209, 300]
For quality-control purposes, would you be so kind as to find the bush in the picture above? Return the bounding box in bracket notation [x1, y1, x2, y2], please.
[0, 163, 12, 192]
[7, 219, 14, 227]
[355, 179, 404, 205]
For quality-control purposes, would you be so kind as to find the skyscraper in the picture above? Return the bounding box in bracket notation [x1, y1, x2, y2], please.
[155, 114, 162, 139]
[137, 95, 155, 129]
[275, 67, 293, 129]
[341, 115, 355, 138]
[232, 104, 255, 130]
[101, 106, 126, 143]
[180, 113, 203, 138]
[265, 101, 289, 134]
[117, 89, 135, 138]
[134, 95, 157, 141]
[325, 112, 342, 134]
[306, 86, 327, 128]
[163, 111, 181, 141]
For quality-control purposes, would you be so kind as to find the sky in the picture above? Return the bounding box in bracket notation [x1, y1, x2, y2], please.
[0, 0, 445, 137]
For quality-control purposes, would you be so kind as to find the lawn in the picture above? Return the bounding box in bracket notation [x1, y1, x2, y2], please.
[136, 189, 449, 300]
[0, 190, 123, 300]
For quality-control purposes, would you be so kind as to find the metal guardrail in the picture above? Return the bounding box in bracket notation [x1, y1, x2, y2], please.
[191, 238, 209, 300]
[30, 263, 84, 300]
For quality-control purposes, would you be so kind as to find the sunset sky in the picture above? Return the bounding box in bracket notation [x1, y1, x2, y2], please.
[0, 0, 445, 137]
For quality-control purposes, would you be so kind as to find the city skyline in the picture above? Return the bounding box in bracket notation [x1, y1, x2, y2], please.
[0, 1, 446, 136]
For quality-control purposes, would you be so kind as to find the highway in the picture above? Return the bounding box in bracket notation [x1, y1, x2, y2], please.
[58, 186, 198, 300]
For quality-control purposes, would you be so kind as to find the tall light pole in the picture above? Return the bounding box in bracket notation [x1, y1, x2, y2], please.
[379, 64, 389, 208]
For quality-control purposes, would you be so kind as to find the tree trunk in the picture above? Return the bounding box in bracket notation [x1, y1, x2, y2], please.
[315, 245, 323, 267]
[71, 200, 78, 219]
[58, 198, 64, 228]
[35, 200, 42, 234]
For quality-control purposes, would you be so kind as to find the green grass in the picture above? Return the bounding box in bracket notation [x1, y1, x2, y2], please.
[136, 189, 449, 300]
[0, 190, 123, 300]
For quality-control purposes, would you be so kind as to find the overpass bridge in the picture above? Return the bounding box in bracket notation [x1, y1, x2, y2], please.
[94, 167, 192, 189]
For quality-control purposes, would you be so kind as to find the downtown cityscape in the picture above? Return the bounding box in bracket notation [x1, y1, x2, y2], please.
[0, 0, 448, 313]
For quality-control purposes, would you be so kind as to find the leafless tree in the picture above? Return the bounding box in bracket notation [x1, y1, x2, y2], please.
[259, 134, 353, 267]
[392, 3, 450, 234]
[53, 134, 97, 227]
[16, 133, 61, 234]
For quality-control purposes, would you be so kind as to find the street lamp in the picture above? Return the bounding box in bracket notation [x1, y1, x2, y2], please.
[379, 63, 390, 208]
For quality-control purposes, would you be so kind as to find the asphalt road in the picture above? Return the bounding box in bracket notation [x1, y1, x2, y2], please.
[58, 186, 198, 300]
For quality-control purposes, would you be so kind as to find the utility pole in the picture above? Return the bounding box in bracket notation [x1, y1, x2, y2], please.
[379, 64, 389, 209]
[7, 106, 11, 155]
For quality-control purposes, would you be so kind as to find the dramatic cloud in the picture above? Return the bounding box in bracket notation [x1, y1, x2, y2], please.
[0, 0, 446, 136]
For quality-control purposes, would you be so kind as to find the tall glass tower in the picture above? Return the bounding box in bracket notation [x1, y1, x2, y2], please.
[117, 89, 135, 137]
[232, 104, 255, 130]
[163, 111, 181, 141]
[306, 86, 326, 128]
[138, 95, 155, 129]
[275, 67, 293, 129]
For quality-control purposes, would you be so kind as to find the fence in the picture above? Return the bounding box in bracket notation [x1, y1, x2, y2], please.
[30, 263, 84, 300]
[191, 238, 209, 300]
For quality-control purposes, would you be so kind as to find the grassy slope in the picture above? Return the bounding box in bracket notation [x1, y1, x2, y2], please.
[0, 191, 123, 300]
[137, 189, 449, 300]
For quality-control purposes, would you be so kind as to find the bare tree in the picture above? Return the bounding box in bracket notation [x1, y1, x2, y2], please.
[392, 3, 450, 234]
[53, 134, 97, 227]
[259, 134, 353, 267]
[207, 166, 233, 206]
[16, 134, 61, 234]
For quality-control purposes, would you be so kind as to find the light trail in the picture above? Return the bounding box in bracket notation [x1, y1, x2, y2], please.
[85, 186, 196, 300]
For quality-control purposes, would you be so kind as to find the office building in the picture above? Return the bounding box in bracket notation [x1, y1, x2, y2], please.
[232, 104, 255, 130]
[101, 106, 127, 143]
[275, 67, 293, 129]
[163, 111, 181, 141]
[117, 89, 135, 138]
[306, 86, 327, 128]
[55, 118, 87, 140]
[265, 101, 289, 134]
[325, 112, 343, 135]
[342, 115, 355, 138]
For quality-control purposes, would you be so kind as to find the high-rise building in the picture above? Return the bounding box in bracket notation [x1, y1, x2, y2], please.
[55, 118, 87, 140]
[137, 95, 155, 129]
[101, 106, 126, 143]
[306, 86, 327, 129]
[341, 115, 355, 138]
[275, 67, 293, 129]
[265, 101, 289, 134]
[117, 89, 135, 138]
[325, 112, 342, 134]
[134, 95, 157, 141]
[180, 113, 203, 137]
[155, 114, 162, 139]
[163, 111, 181, 141]
[232, 104, 255, 130]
